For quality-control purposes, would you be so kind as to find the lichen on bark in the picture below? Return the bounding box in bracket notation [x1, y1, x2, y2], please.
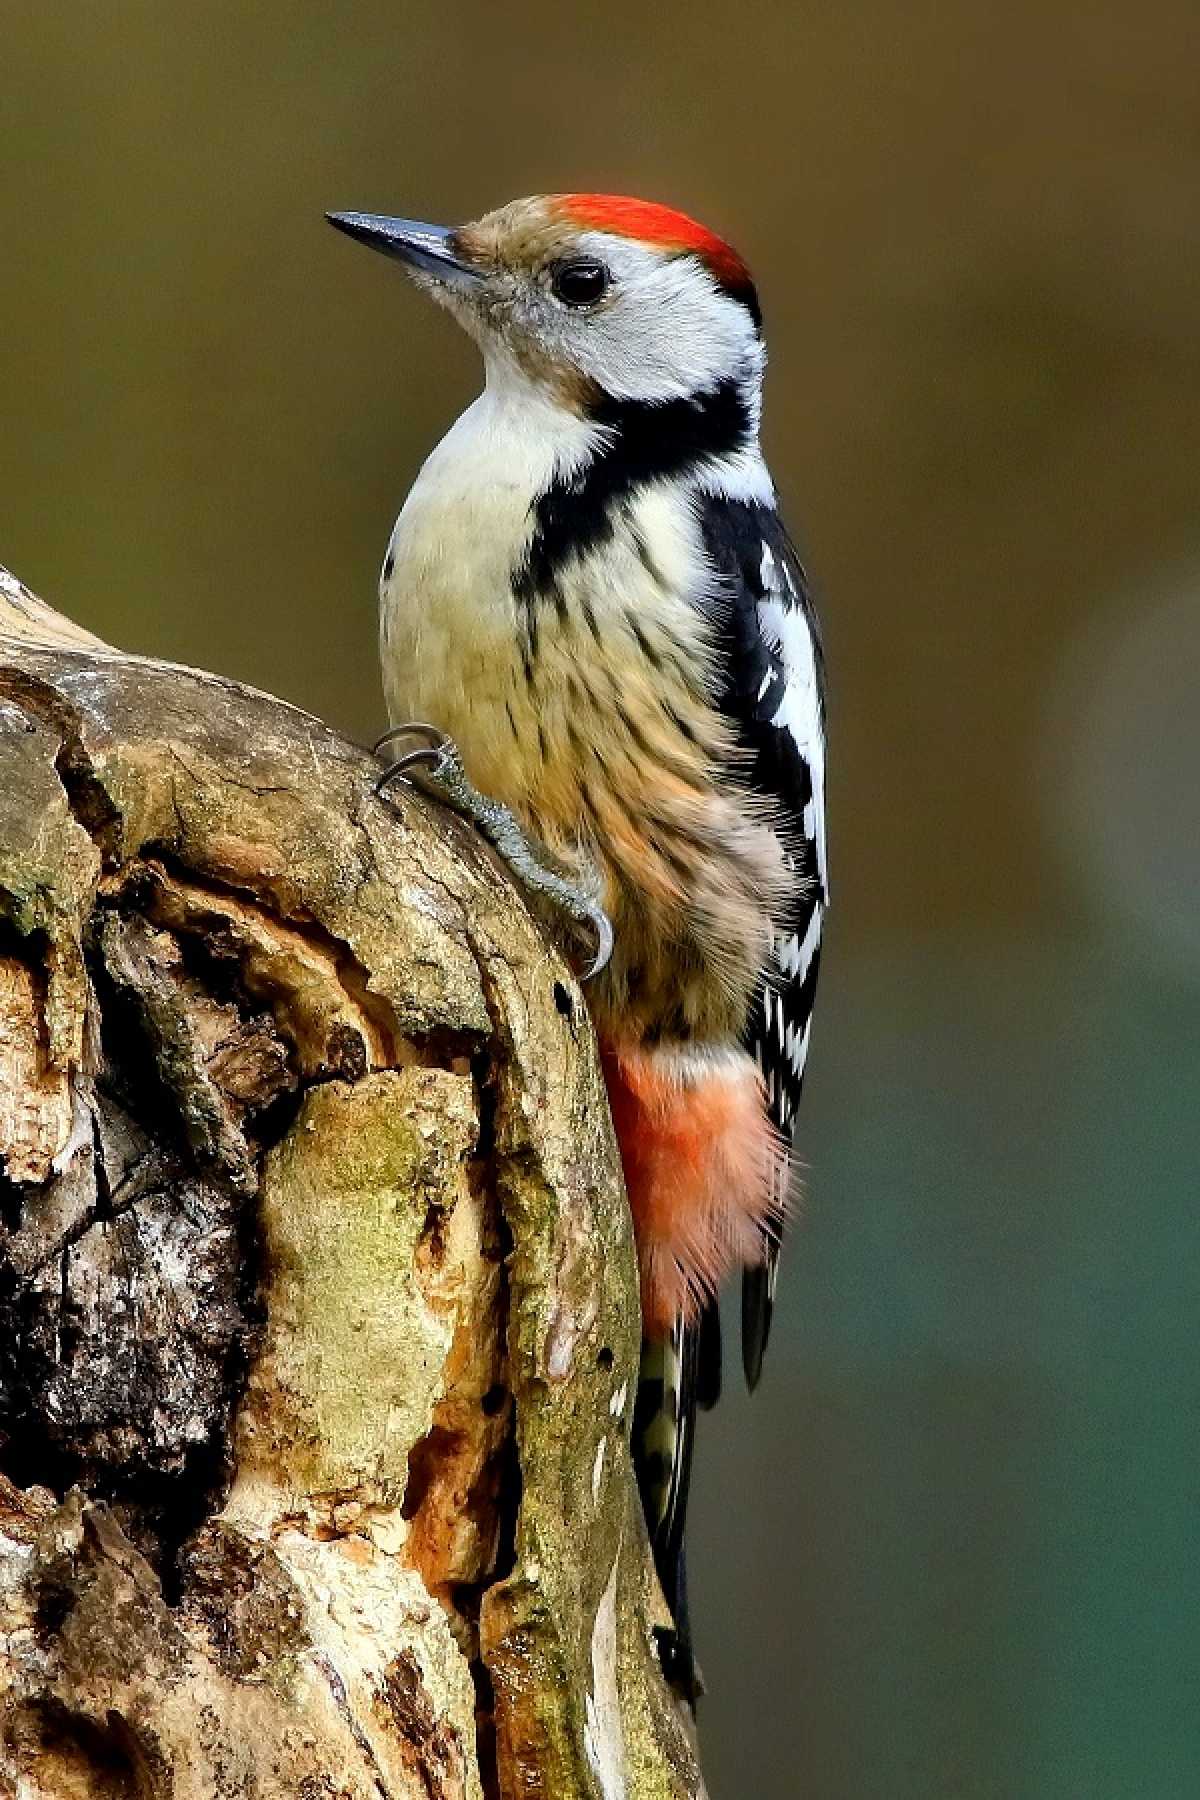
[0, 566, 705, 1798]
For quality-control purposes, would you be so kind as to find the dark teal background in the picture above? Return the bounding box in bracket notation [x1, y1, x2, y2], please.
[3, 4, 1198, 1792]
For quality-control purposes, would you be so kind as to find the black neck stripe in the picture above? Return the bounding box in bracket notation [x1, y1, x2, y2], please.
[513, 376, 754, 611]
[724, 275, 763, 333]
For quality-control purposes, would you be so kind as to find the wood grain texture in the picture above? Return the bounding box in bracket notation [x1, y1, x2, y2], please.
[0, 565, 704, 1799]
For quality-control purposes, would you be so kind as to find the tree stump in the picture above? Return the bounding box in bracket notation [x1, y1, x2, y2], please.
[0, 566, 705, 1798]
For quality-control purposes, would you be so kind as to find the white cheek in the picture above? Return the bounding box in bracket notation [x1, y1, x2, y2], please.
[562, 241, 761, 402]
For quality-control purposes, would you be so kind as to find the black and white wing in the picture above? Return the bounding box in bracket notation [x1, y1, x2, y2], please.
[632, 491, 826, 1704]
[699, 493, 828, 1387]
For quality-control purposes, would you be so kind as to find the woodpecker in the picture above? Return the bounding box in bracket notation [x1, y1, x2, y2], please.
[329, 194, 827, 1697]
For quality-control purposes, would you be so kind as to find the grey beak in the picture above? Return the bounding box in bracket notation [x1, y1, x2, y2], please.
[326, 212, 480, 287]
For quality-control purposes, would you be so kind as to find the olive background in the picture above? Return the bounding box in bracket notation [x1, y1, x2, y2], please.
[3, 4, 1199, 1794]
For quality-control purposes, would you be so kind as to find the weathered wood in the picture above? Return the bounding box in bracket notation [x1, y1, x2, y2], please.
[0, 566, 704, 1797]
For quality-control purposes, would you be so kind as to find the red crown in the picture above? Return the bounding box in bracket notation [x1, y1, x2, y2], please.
[557, 195, 753, 295]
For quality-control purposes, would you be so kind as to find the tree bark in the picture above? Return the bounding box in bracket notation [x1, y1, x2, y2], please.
[0, 565, 705, 1799]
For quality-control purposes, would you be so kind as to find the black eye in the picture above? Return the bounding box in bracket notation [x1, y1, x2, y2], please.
[550, 258, 610, 306]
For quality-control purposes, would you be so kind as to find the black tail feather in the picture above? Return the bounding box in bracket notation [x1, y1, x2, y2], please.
[632, 1321, 704, 1709]
[697, 1296, 722, 1410]
[741, 1256, 776, 1389]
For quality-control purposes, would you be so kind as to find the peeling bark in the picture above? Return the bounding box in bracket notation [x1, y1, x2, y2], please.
[0, 565, 705, 1798]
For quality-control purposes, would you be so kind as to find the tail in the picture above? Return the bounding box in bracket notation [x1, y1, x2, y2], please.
[631, 1301, 721, 1708]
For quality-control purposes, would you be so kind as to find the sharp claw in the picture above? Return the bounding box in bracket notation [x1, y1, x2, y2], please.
[581, 906, 614, 981]
[374, 744, 446, 795]
[372, 721, 447, 759]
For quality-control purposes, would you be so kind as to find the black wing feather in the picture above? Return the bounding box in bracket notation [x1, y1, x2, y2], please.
[698, 493, 827, 1387]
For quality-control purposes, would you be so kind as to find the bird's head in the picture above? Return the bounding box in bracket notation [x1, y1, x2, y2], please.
[328, 193, 764, 411]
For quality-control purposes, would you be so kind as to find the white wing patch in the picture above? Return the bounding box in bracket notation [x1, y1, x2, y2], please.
[757, 591, 828, 895]
[777, 901, 822, 985]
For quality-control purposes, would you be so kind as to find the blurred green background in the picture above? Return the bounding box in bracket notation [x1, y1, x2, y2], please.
[3, 4, 1199, 1794]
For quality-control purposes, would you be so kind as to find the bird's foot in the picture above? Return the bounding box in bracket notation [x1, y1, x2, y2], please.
[374, 723, 613, 980]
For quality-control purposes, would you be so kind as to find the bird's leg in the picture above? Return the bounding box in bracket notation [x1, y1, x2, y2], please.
[373, 723, 613, 980]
